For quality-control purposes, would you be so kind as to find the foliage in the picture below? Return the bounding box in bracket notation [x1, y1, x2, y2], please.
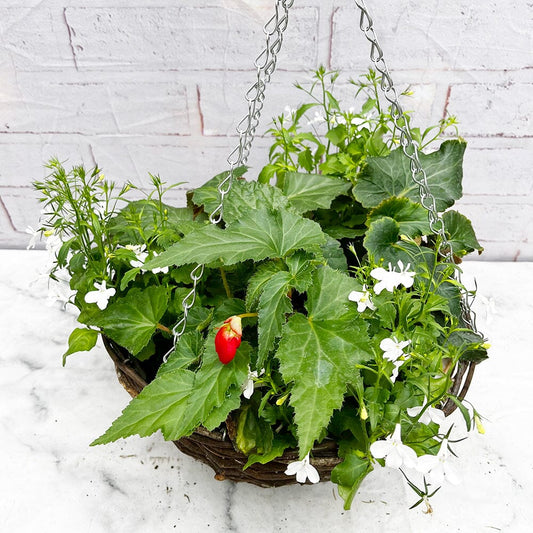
[34, 68, 487, 510]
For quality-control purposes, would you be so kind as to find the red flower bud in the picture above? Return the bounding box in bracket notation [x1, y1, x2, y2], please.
[215, 316, 242, 364]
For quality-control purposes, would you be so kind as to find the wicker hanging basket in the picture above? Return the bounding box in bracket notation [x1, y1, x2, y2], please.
[103, 336, 476, 487]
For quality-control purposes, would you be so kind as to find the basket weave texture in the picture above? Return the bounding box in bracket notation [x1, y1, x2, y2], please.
[102, 336, 475, 487]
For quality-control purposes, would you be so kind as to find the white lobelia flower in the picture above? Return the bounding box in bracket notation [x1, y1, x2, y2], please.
[45, 232, 63, 256]
[26, 226, 40, 250]
[45, 268, 75, 307]
[284, 453, 320, 484]
[416, 439, 461, 486]
[370, 423, 417, 469]
[242, 367, 264, 399]
[348, 285, 376, 312]
[84, 280, 116, 310]
[150, 252, 169, 275]
[407, 398, 446, 428]
[380, 336, 411, 362]
[370, 260, 415, 295]
[128, 244, 149, 270]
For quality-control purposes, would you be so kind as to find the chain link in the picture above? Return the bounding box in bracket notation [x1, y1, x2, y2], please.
[163, 0, 294, 362]
[353, 0, 478, 332]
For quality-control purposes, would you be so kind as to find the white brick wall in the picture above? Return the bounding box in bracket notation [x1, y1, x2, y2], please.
[0, 0, 531, 260]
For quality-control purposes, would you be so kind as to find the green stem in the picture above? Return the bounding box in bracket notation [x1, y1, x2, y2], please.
[236, 313, 258, 319]
[220, 267, 232, 299]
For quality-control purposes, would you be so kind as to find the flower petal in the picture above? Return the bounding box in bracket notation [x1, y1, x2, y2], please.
[369, 440, 391, 459]
[305, 463, 320, 484]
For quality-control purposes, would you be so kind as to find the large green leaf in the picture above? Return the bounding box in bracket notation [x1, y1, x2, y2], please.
[145, 208, 326, 270]
[224, 179, 290, 223]
[353, 140, 466, 211]
[257, 271, 293, 368]
[275, 267, 372, 456]
[90, 286, 169, 355]
[443, 210, 483, 256]
[92, 333, 250, 445]
[367, 197, 431, 237]
[282, 172, 351, 213]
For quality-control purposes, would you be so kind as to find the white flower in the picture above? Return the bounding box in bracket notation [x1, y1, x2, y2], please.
[307, 111, 326, 126]
[150, 252, 169, 275]
[45, 232, 63, 255]
[407, 399, 446, 428]
[348, 285, 376, 312]
[283, 105, 296, 119]
[45, 268, 75, 307]
[284, 453, 320, 484]
[416, 439, 461, 486]
[380, 336, 411, 362]
[84, 280, 116, 310]
[370, 260, 415, 295]
[370, 423, 417, 469]
[26, 226, 40, 249]
[128, 244, 149, 269]
[242, 367, 264, 399]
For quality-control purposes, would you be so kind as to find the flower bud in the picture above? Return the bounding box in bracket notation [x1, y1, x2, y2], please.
[215, 316, 242, 364]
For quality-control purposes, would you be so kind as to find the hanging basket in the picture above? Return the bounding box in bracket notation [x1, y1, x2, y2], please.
[102, 336, 475, 487]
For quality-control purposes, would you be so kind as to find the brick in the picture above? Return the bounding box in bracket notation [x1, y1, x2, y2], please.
[0, 78, 190, 135]
[455, 197, 533, 260]
[64, 7, 318, 72]
[89, 137, 271, 190]
[1, 188, 42, 233]
[331, 2, 532, 72]
[0, 137, 94, 187]
[0, 8, 73, 70]
[447, 83, 533, 137]
[462, 143, 533, 197]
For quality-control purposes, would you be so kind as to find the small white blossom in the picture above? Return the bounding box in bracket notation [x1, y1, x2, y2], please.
[26, 226, 40, 250]
[45, 268, 75, 307]
[242, 367, 264, 399]
[348, 285, 376, 312]
[150, 252, 169, 275]
[307, 111, 326, 126]
[84, 280, 116, 310]
[285, 453, 320, 484]
[416, 439, 461, 486]
[407, 398, 446, 428]
[370, 423, 417, 469]
[283, 105, 296, 119]
[380, 336, 411, 362]
[45, 232, 63, 255]
[371, 260, 415, 295]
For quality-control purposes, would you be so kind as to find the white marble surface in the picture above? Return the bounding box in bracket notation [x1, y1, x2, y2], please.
[1, 250, 532, 533]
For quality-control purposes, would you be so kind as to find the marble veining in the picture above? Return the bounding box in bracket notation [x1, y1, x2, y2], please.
[1, 250, 532, 532]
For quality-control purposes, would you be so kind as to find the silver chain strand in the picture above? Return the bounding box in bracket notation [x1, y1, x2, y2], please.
[163, 0, 294, 362]
[353, 0, 478, 332]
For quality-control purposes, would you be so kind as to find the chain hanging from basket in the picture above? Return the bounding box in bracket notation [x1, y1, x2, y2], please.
[163, 0, 294, 362]
[164, 0, 479, 362]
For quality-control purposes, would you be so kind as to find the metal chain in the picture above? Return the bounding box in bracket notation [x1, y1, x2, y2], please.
[163, 0, 294, 362]
[353, 0, 477, 332]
